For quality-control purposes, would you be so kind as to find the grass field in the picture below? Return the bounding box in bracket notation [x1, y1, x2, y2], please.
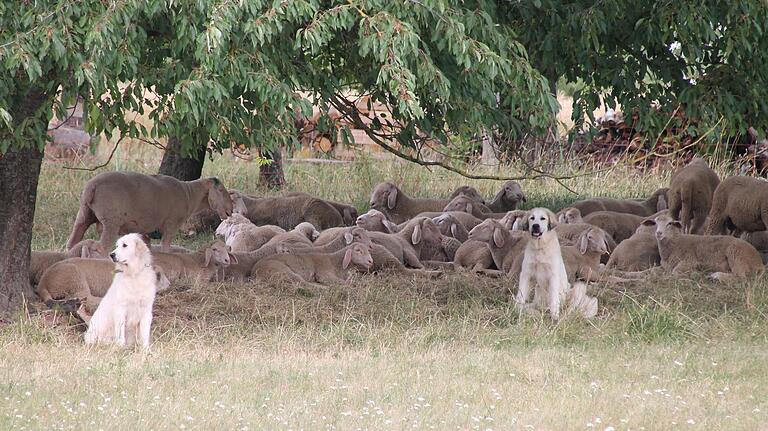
[2, 149, 767, 430]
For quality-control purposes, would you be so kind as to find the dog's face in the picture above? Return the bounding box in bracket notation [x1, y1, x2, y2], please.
[526, 208, 558, 239]
[111, 233, 151, 270]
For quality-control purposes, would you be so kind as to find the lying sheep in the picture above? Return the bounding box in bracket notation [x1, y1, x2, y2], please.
[453, 240, 495, 272]
[443, 195, 504, 219]
[355, 209, 399, 233]
[556, 207, 583, 224]
[486, 181, 526, 212]
[277, 227, 373, 255]
[66, 172, 233, 252]
[468, 219, 529, 275]
[570, 187, 668, 217]
[215, 214, 285, 253]
[553, 223, 617, 250]
[604, 217, 661, 271]
[449, 185, 486, 205]
[369, 182, 450, 224]
[741, 231, 768, 263]
[432, 213, 469, 242]
[412, 211, 482, 231]
[559, 228, 611, 283]
[37, 259, 170, 313]
[30, 240, 106, 285]
[251, 243, 374, 287]
[667, 157, 720, 234]
[286, 192, 358, 226]
[705, 176, 768, 235]
[656, 218, 764, 281]
[152, 240, 237, 283]
[582, 211, 644, 244]
[231, 190, 344, 230]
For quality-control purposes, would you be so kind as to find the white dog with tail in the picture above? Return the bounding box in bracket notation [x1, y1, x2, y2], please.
[84, 233, 160, 348]
[516, 207, 597, 320]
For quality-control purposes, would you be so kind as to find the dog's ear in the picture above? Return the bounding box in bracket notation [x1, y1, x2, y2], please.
[492, 227, 505, 248]
[411, 222, 422, 245]
[387, 187, 398, 210]
[579, 232, 589, 254]
[134, 237, 150, 255]
[545, 209, 558, 229]
[342, 248, 353, 269]
[204, 248, 213, 267]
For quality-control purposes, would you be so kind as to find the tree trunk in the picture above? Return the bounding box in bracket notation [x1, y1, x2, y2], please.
[0, 145, 45, 313]
[158, 136, 206, 181]
[260, 147, 286, 189]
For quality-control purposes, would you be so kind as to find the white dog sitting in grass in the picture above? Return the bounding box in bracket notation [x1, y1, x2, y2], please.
[516, 207, 597, 320]
[84, 233, 160, 348]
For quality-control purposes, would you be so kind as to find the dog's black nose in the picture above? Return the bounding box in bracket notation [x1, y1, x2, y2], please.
[109, 252, 116, 261]
[531, 224, 541, 232]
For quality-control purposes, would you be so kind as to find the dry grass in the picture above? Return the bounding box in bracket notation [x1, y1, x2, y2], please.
[4, 153, 768, 429]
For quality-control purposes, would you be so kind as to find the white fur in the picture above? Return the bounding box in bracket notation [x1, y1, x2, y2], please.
[84, 233, 159, 349]
[516, 208, 597, 320]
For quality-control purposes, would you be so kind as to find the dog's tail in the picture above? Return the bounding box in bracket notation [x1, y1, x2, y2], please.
[567, 282, 598, 318]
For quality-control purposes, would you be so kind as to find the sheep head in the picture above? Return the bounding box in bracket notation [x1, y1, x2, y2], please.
[207, 178, 234, 220]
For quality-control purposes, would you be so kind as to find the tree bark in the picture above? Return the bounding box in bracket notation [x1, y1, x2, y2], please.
[0, 145, 45, 314]
[259, 147, 286, 189]
[158, 136, 206, 181]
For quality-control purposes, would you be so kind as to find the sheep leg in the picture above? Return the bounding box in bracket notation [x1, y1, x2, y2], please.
[477, 269, 505, 278]
[680, 203, 693, 234]
[98, 224, 120, 252]
[709, 272, 737, 283]
[422, 260, 454, 270]
[66, 205, 97, 249]
[403, 248, 424, 269]
[671, 261, 697, 274]
[690, 207, 708, 235]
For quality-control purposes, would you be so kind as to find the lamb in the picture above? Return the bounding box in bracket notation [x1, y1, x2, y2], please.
[559, 227, 611, 282]
[432, 213, 469, 242]
[355, 209, 400, 233]
[556, 207, 583, 224]
[231, 190, 344, 230]
[215, 213, 285, 253]
[453, 240, 495, 272]
[656, 218, 764, 281]
[37, 259, 170, 314]
[29, 239, 106, 285]
[486, 180, 526, 212]
[468, 218, 529, 275]
[286, 192, 358, 226]
[604, 217, 662, 271]
[66, 172, 233, 252]
[570, 187, 669, 217]
[151, 240, 237, 283]
[251, 243, 374, 287]
[369, 182, 450, 224]
[582, 211, 644, 244]
[667, 157, 720, 234]
[443, 195, 505, 219]
[705, 176, 768, 235]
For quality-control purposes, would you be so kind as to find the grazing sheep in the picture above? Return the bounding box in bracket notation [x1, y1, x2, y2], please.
[487, 181, 526, 212]
[570, 187, 669, 217]
[468, 218, 529, 275]
[449, 185, 486, 204]
[251, 243, 374, 287]
[443, 195, 505, 219]
[152, 240, 237, 283]
[604, 217, 662, 271]
[369, 182, 449, 224]
[656, 218, 764, 281]
[66, 172, 233, 252]
[667, 157, 720, 234]
[556, 207, 583, 224]
[355, 209, 400, 233]
[216, 214, 285, 253]
[453, 240, 495, 272]
[30, 240, 106, 285]
[705, 176, 768, 235]
[231, 190, 344, 230]
[582, 211, 644, 244]
[432, 213, 469, 242]
[559, 227, 611, 283]
[37, 259, 170, 314]
[286, 192, 358, 226]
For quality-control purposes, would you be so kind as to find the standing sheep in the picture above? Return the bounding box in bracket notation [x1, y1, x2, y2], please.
[705, 176, 768, 235]
[369, 182, 450, 224]
[667, 157, 720, 234]
[66, 172, 233, 252]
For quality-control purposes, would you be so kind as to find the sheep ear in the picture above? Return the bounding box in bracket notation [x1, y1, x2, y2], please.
[342, 248, 353, 269]
[670, 220, 683, 229]
[641, 219, 656, 226]
[557, 212, 567, 224]
[382, 220, 397, 233]
[493, 228, 505, 248]
[520, 193, 527, 203]
[344, 231, 354, 244]
[387, 188, 398, 210]
[450, 224, 458, 238]
[80, 246, 91, 258]
[204, 248, 213, 267]
[229, 253, 238, 264]
[657, 194, 668, 211]
[579, 234, 589, 254]
[411, 223, 422, 245]
[466, 202, 473, 214]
